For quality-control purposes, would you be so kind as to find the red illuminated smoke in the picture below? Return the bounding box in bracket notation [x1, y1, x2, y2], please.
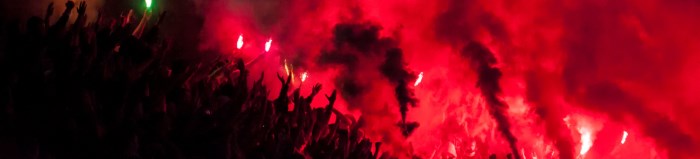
[198, 0, 700, 158]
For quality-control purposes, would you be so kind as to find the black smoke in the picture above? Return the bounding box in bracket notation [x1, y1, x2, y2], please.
[461, 42, 520, 159]
[317, 22, 419, 138]
[317, 22, 397, 106]
[380, 48, 418, 123]
[380, 48, 418, 137]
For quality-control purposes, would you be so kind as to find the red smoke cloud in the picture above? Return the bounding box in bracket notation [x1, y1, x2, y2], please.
[199, 0, 700, 158]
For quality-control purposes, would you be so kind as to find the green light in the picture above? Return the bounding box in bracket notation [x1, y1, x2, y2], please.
[145, 0, 152, 8]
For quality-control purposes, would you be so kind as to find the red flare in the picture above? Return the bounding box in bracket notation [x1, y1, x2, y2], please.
[621, 131, 628, 144]
[301, 71, 308, 82]
[265, 38, 272, 52]
[237, 34, 243, 49]
[414, 72, 423, 86]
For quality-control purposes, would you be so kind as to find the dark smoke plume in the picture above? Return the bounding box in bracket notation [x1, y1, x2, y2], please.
[380, 48, 418, 136]
[461, 42, 520, 159]
[317, 22, 398, 105]
[318, 22, 419, 139]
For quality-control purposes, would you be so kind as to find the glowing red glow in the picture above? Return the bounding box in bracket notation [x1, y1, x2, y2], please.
[200, 0, 700, 158]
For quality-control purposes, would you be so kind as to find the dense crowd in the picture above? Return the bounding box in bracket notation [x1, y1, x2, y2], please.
[0, 1, 387, 158]
[0, 1, 533, 159]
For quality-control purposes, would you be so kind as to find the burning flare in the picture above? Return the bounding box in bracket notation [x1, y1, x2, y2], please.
[284, 59, 290, 76]
[283, 59, 295, 83]
[145, 0, 152, 8]
[414, 72, 423, 86]
[621, 131, 628, 144]
[237, 35, 244, 49]
[578, 126, 593, 156]
[301, 72, 308, 82]
[265, 38, 272, 52]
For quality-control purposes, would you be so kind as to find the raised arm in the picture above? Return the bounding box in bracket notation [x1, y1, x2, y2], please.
[73, 1, 87, 29]
[305, 83, 322, 103]
[44, 2, 54, 29]
[132, 9, 152, 38]
[52, 1, 75, 30]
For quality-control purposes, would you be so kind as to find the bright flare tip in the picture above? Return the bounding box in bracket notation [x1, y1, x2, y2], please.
[414, 72, 424, 86]
[237, 35, 244, 49]
[301, 72, 308, 82]
[579, 127, 593, 155]
[621, 131, 628, 144]
[145, 0, 152, 8]
[265, 38, 272, 52]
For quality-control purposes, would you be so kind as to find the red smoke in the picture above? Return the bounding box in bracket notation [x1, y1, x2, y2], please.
[198, 0, 700, 158]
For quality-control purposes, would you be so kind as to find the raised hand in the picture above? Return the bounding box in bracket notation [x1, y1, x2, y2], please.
[305, 83, 322, 103]
[45, 2, 54, 27]
[46, 2, 54, 17]
[66, 1, 75, 10]
[77, 1, 87, 15]
[325, 90, 337, 104]
[312, 83, 322, 95]
[277, 73, 285, 84]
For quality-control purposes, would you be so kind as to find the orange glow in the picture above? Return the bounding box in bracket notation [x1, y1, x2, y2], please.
[284, 59, 290, 76]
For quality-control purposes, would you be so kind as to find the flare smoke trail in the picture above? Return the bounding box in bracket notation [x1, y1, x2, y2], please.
[461, 42, 520, 159]
[380, 48, 418, 124]
[380, 48, 419, 137]
[316, 22, 421, 155]
[317, 22, 398, 106]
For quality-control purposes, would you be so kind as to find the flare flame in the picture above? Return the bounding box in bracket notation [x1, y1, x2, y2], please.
[621, 131, 628, 144]
[237, 35, 243, 49]
[414, 72, 423, 86]
[264, 38, 272, 52]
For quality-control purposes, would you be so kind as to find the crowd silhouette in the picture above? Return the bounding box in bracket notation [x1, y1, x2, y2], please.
[0, 1, 527, 159]
[0, 1, 386, 158]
